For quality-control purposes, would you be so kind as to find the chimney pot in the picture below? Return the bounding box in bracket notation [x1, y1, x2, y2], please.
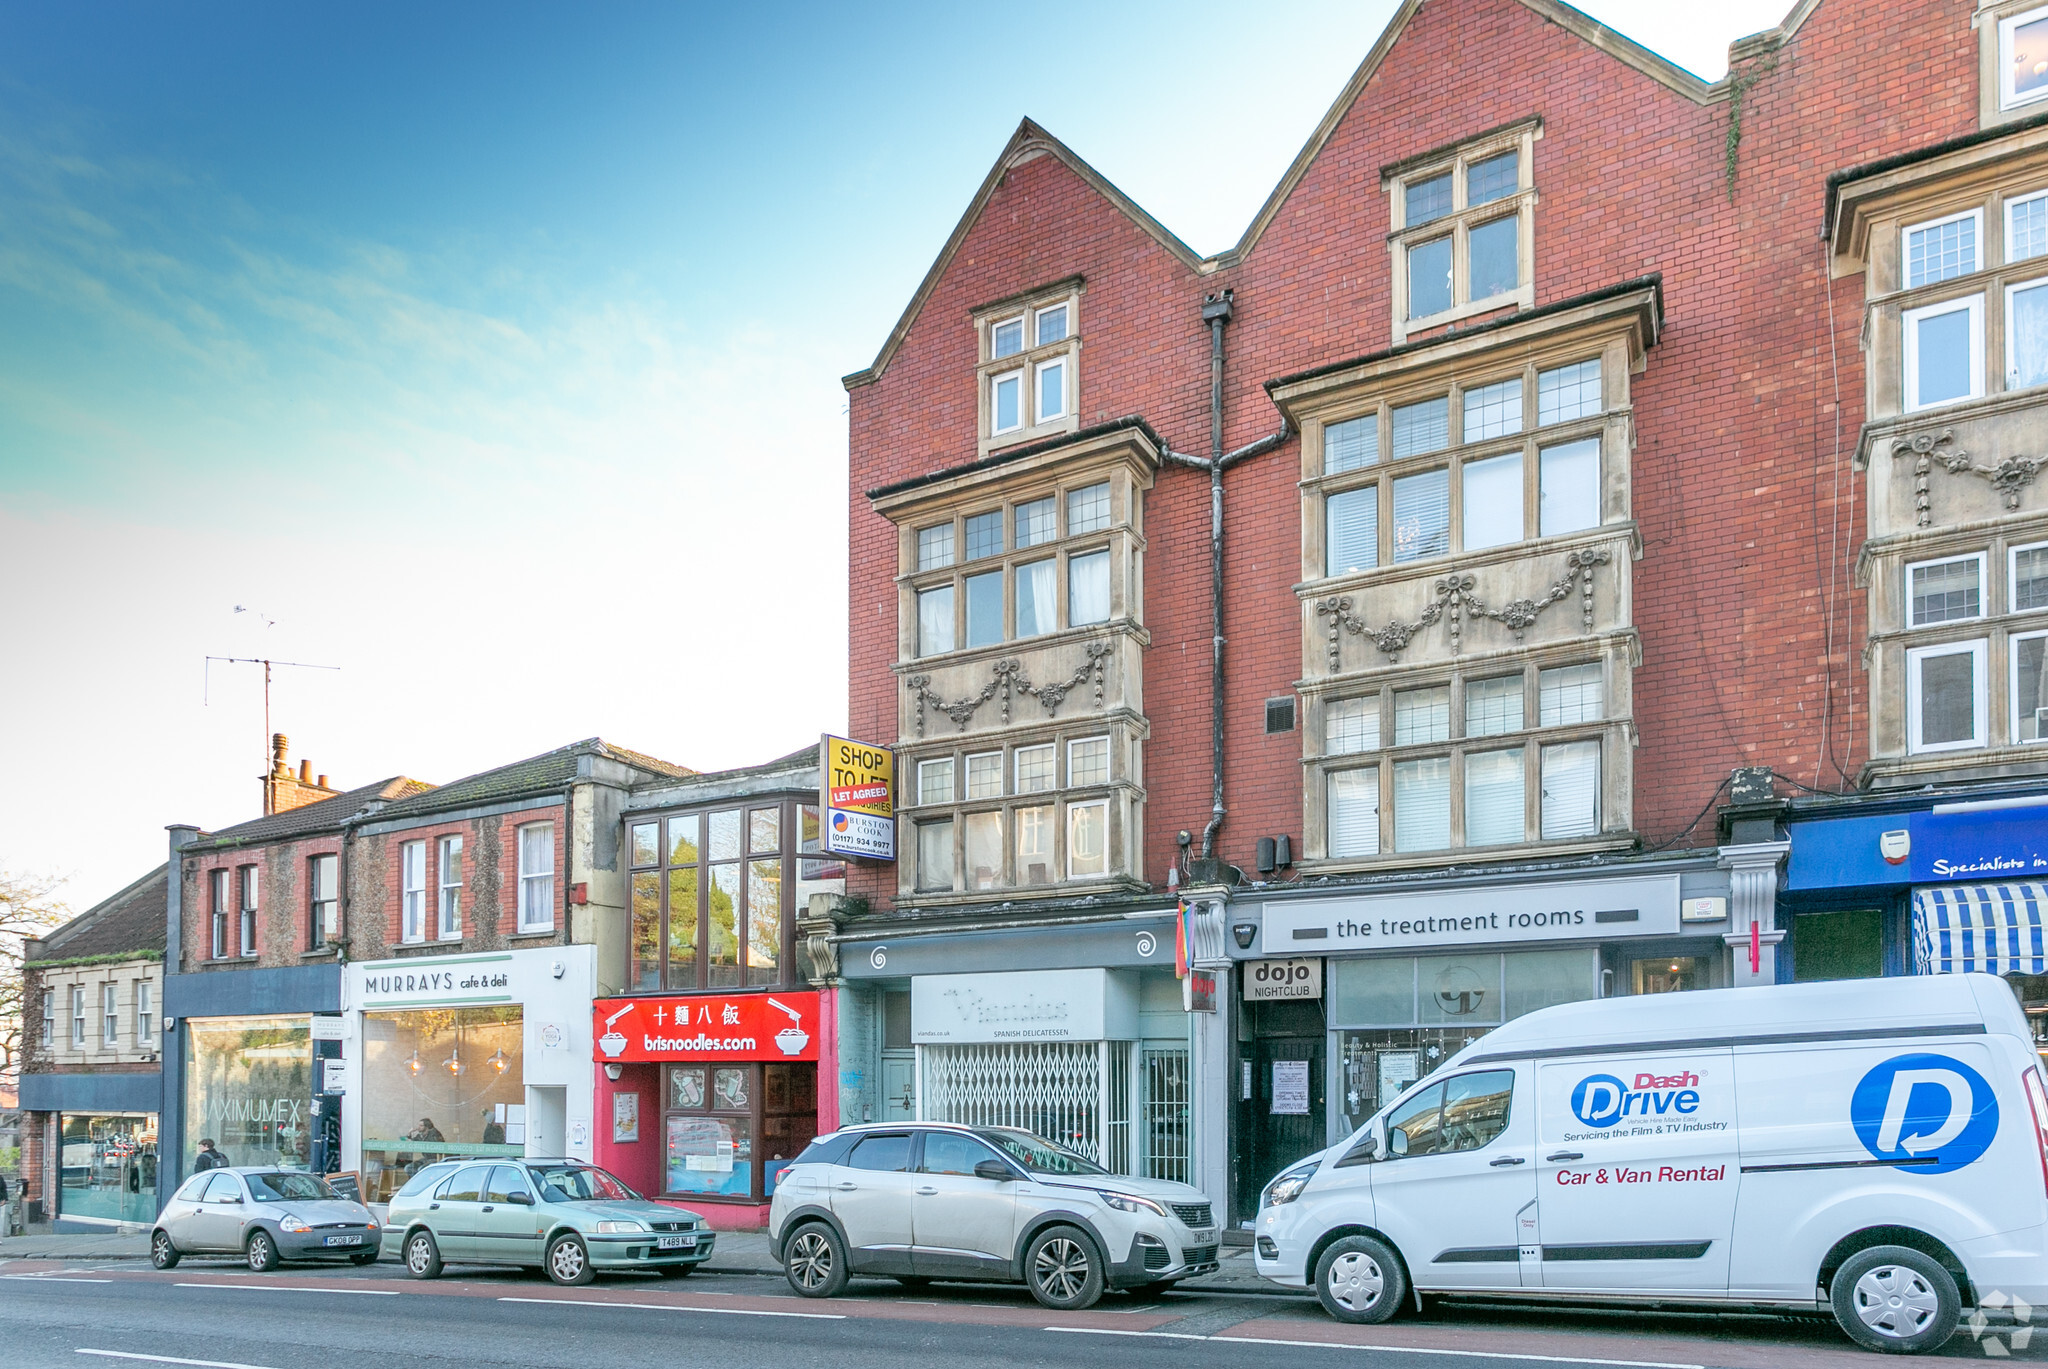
[317, 774, 329, 789]
[299, 759, 312, 783]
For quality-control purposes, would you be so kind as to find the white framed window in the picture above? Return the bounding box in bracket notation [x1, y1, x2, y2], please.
[1907, 553, 1985, 626]
[2001, 5, 2048, 110]
[309, 852, 339, 948]
[965, 568, 1003, 647]
[102, 983, 118, 1046]
[1903, 208, 1981, 288]
[1015, 744, 1056, 794]
[916, 818, 955, 892]
[1462, 377, 1522, 441]
[210, 868, 229, 960]
[917, 584, 955, 657]
[237, 865, 258, 957]
[437, 835, 463, 940]
[70, 986, 85, 1047]
[1903, 294, 1984, 411]
[2014, 541, 2048, 612]
[1537, 359, 1602, 425]
[917, 523, 955, 570]
[1394, 685, 1451, 744]
[517, 823, 556, 931]
[1068, 736, 1110, 787]
[1066, 800, 1108, 879]
[1035, 303, 1068, 345]
[1066, 481, 1111, 534]
[1538, 437, 1600, 536]
[1327, 767, 1381, 857]
[1326, 485, 1379, 576]
[1324, 414, 1378, 473]
[2009, 191, 2048, 264]
[1462, 450, 1523, 550]
[2008, 277, 2048, 390]
[1393, 757, 1451, 852]
[1907, 638, 1988, 753]
[991, 370, 1024, 434]
[1391, 468, 1450, 562]
[1015, 805, 1054, 885]
[965, 751, 1004, 799]
[1465, 674, 1524, 736]
[135, 980, 153, 1046]
[1538, 663, 1604, 725]
[1392, 138, 1532, 331]
[991, 315, 1025, 358]
[2014, 630, 2048, 744]
[40, 988, 54, 1046]
[1036, 357, 1067, 422]
[400, 840, 426, 943]
[918, 757, 956, 806]
[964, 811, 1002, 890]
[1465, 748, 1526, 847]
[1068, 549, 1110, 625]
[1540, 741, 1601, 839]
[1325, 696, 1380, 755]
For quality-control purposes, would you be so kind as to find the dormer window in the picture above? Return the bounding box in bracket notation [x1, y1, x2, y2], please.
[1385, 120, 1540, 343]
[2002, 5, 2048, 111]
[976, 281, 1082, 452]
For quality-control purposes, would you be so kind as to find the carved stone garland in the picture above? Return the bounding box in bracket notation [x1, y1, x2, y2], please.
[906, 640, 1113, 736]
[1315, 548, 1611, 668]
[1892, 428, 2044, 527]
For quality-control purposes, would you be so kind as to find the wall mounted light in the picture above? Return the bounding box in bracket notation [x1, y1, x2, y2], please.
[603, 1063, 623, 1082]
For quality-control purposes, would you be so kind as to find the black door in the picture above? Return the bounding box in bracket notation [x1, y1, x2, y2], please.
[1235, 1033, 1325, 1226]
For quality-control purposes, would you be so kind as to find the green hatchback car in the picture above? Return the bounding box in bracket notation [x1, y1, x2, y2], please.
[381, 1157, 714, 1285]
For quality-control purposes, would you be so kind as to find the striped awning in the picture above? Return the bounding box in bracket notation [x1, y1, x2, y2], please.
[1912, 883, 2048, 975]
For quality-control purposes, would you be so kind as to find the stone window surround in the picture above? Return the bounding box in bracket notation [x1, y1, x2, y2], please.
[1980, 0, 2048, 128]
[1382, 119, 1542, 345]
[905, 487, 1121, 659]
[1299, 644, 1632, 869]
[974, 277, 1084, 456]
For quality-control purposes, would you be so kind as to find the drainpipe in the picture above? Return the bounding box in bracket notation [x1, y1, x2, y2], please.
[1161, 289, 1293, 866]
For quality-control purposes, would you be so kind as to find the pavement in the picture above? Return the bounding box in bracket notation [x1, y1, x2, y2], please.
[0, 1227, 1293, 1293]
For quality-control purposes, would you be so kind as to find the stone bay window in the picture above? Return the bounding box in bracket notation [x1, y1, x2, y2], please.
[1271, 282, 1658, 867]
[872, 421, 1155, 904]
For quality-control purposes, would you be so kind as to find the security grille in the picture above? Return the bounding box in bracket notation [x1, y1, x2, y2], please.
[920, 1040, 1133, 1168]
[1142, 1047, 1192, 1184]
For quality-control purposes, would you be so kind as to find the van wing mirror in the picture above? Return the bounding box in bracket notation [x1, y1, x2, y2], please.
[973, 1160, 1014, 1182]
[1388, 1127, 1410, 1158]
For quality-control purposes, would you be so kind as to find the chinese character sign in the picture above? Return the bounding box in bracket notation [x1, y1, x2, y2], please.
[822, 733, 894, 861]
[592, 992, 822, 1062]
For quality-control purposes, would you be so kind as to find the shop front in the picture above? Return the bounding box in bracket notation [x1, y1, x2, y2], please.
[590, 989, 821, 1228]
[19, 1070, 164, 1230]
[340, 946, 596, 1203]
[1225, 862, 1726, 1225]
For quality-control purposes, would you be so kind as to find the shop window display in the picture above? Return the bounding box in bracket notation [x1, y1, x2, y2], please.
[58, 1113, 157, 1224]
[183, 1016, 313, 1172]
[359, 1005, 524, 1202]
[663, 1060, 816, 1201]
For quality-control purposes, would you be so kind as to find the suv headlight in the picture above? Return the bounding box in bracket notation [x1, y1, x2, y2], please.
[277, 1213, 311, 1233]
[594, 1220, 646, 1234]
[1263, 1161, 1320, 1208]
[1098, 1191, 1166, 1217]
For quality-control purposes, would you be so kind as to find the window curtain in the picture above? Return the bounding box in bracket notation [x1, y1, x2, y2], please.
[1327, 768, 1380, 857]
[1540, 742, 1600, 839]
[1326, 487, 1378, 575]
[1392, 469, 1450, 562]
[1015, 558, 1057, 637]
[1393, 757, 1451, 851]
[1464, 749, 1525, 846]
[2012, 281, 2048, 389]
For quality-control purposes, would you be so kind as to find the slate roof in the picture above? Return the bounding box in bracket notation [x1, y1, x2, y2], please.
[183, 776, 432, 853]
[27, 864, 168, 963]
[372, 738, 692, 822]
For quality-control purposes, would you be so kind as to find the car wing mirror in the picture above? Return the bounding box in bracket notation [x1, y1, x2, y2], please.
[508, 1192, 535, 1205]
[1388, 1127, 1410, 1158]
[973, 1160, 1014, 1182]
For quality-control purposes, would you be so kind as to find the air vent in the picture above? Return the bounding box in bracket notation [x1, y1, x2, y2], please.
[1265, 697, 1296, 734]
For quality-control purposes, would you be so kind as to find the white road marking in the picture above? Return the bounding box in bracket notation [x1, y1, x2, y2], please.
[499, 1295, 843, 1319]
[171, 1282, 398, 1295]
[1044, 1326, 1704, 1369]
[77, 1351, 282, 1369]
[3, 1274, 114, 1283]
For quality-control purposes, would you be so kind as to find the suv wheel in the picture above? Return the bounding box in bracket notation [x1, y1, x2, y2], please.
[546, 1233, 596, 1286]
[1314, 1234, 1406, 1324]
[784, 1222, 849, 1298]
[1830, 1245, 1960, 1355]
[1025, 1226, 1104, 1311]
[149, 1230, 180, 1270]
[404, 1229, 442, 1279]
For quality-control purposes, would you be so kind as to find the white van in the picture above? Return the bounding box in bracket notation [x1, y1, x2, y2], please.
[1254, 974, 2048, 1354]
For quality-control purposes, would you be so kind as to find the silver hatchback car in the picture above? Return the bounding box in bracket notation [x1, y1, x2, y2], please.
[152, 1168, 380, 1271]
[768, 1123, 1219, 1309]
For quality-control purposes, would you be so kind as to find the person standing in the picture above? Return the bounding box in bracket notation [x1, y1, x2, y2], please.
[192, 1139, 227, 1172]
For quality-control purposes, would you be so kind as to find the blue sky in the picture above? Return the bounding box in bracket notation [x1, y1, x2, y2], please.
[0, 0, 1793, 908]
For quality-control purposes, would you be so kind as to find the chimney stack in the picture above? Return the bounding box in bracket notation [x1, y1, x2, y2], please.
[262, 734, 341, 816]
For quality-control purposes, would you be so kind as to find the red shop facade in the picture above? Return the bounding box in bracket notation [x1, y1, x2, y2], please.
[591, 990, 824, 1230]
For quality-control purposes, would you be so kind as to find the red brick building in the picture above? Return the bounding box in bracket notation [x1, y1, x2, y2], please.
[825, 0, 2041, 1228]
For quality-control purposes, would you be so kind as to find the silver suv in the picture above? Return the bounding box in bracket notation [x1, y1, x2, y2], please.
[767, 1123, 1218, 1309]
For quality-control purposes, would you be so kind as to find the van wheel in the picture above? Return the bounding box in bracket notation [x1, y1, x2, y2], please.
[1315, 1234, 1407, 1324]
[1830, 1245, 1960, 1354]
[1026, 1226, 1104, 1310]
[783, 1223, 848, 1298]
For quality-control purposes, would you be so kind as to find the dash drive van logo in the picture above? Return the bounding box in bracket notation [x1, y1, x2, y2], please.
[1570, 1070, 1703, 1128]
[1850, 1053, 1998, 1174]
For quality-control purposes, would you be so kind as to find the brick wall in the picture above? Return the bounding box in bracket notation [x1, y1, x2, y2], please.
[844, 0, 1976, 901]
[350, 804, 566, 958]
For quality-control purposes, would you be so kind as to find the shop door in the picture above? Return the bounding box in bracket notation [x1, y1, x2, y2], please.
[1239, 1037, 1324, 1225]
[525, 1086, 566, 1157]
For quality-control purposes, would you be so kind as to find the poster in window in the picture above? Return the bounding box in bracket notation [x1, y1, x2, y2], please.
[1271, 1060, 1310, 1115]
[613, 1091, 640, 1144]
[669, 1065, 706, 1110]
[713, 1066, 750, 1111]
[1378, 1050, 1421, 1105]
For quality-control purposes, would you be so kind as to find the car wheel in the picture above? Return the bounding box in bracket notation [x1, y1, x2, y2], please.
[656, 1263, 694, 1279]
[245, 1228, 281, 1273]
[546, 1233, 596, 1286]
[1025, 1226, 1104, 1311]
[1830, 1245, 1960, 1355]
[783, 1222, 848, 1299]
[149, 1230, 180, 1270]
[1314, 1234, 1406, 1325]
[404, 1229, 442, 1280]
[349, 1250, 380, 1267]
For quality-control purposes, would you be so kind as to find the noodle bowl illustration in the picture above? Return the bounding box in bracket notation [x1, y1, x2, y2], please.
[768, 997, 809, 1055]
[599, 1002, 632, 1058]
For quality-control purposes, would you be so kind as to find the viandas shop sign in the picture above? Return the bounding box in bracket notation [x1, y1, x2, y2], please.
[823, 733, 894, 861]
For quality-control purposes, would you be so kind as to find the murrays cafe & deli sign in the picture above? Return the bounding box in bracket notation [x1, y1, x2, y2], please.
[593, 991, 822, 1062]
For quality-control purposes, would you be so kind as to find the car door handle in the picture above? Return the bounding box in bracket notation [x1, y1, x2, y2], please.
[836, 1183, 858, 1191]
[429, 1203, 440, 1209]
[916, 1186, 938, 1196]
[1546, 1152, 1583, 1162]
[481, 1205, 495, 1212]
[1489, 1156, 1526, 1167]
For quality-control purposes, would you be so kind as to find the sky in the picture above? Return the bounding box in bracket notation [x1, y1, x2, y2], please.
[0, 0, 1794, 911]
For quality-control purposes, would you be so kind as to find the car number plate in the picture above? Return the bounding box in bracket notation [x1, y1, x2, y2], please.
[1193, 1229, 1217, 1243]
[657, 1235, 697, 1250]
[323, 1235, 361, 1247]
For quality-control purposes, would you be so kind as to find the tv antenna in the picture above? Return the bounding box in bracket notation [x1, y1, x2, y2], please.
[204, 655, 342, 773]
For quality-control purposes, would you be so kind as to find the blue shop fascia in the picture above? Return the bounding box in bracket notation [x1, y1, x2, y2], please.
[1779, 777, 2048, 1048]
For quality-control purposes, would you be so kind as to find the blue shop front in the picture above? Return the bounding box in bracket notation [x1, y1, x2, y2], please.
[1784, 787, 2048, 1054]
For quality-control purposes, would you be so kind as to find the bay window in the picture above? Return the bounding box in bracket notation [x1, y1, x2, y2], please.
[917, 819, 953, 891]
[1462, 451, 1522, 549]
[1537, 438, 1600, 536]
[1068, 549, 1110, 624]
[1066, 800, 1108, 878]
[908, 479, 1120, 657]
[903, 729, 1129, 894]
[1016, 805, 1054, 885]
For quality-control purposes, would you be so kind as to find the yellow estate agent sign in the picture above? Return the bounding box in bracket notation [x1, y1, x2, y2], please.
[822, 733, 895, 861]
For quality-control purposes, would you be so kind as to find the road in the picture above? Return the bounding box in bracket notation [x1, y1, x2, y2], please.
[0, 1258, 2038, 1368]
